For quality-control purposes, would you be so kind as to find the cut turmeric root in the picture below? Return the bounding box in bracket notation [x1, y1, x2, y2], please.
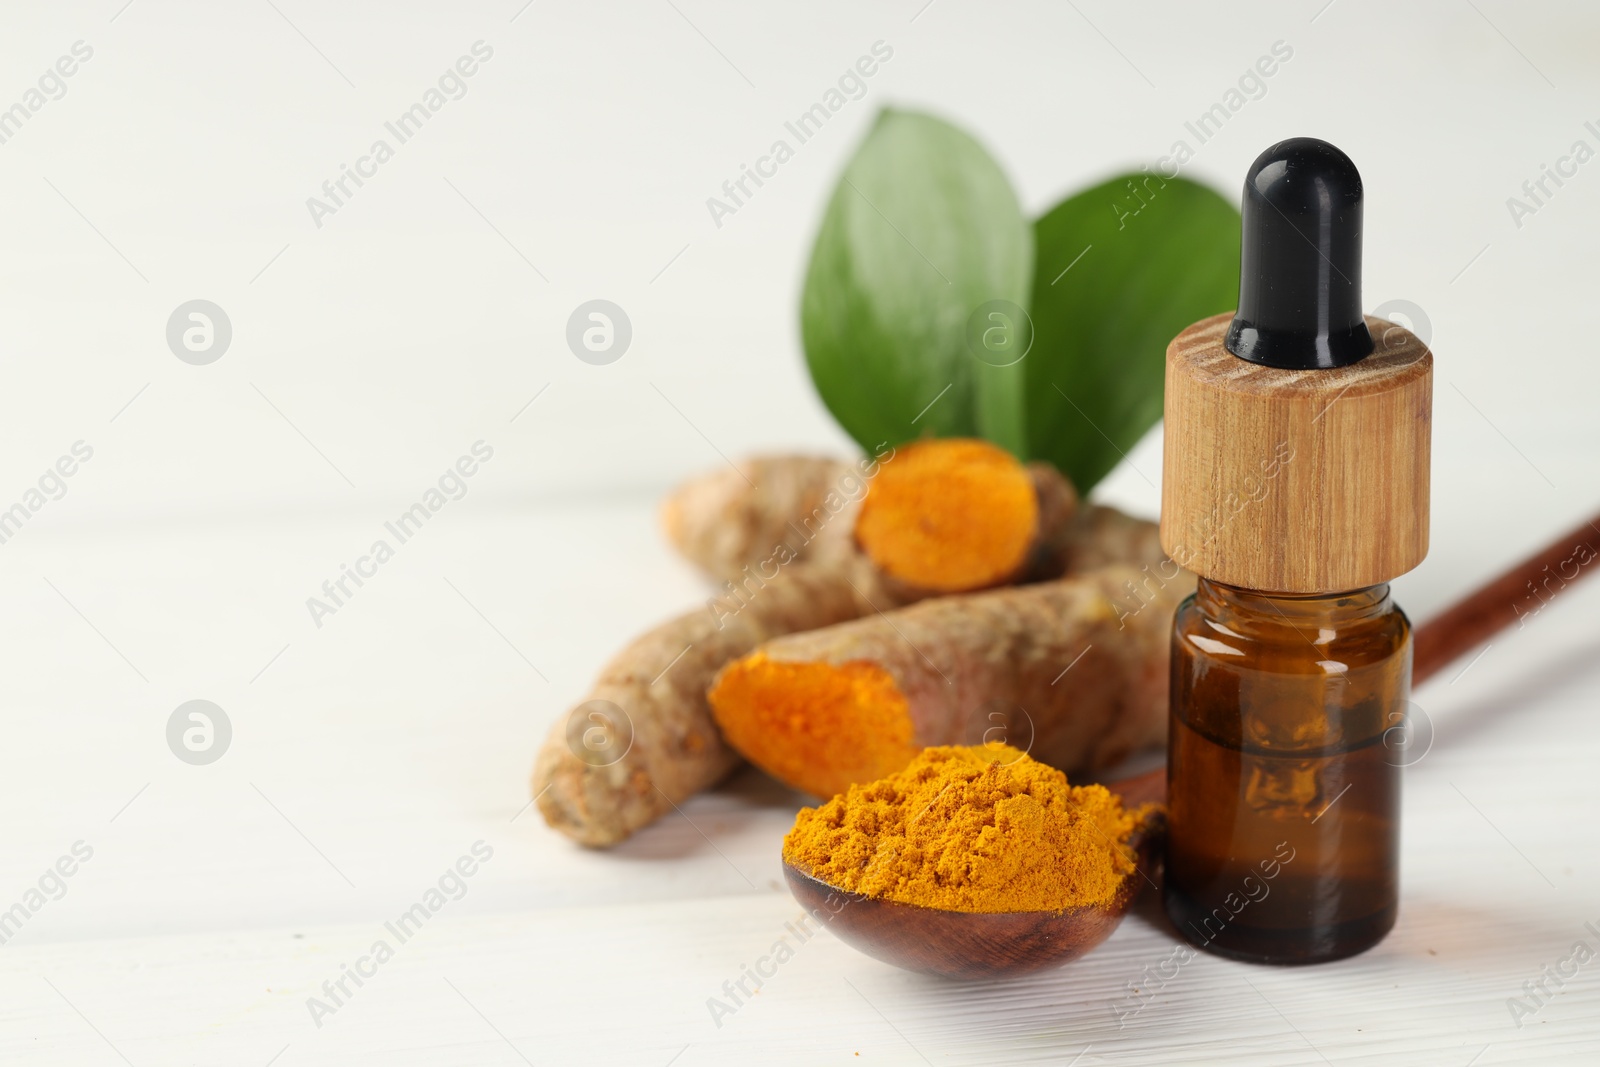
[708, 564, 1194, 800]
[854, 438, 1044, 592]
[534, 558, 899, 847]
[661, 438, 1079, 596]
[537, 438, 1173, 847]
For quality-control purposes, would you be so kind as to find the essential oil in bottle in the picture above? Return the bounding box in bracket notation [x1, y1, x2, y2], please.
[1159, 138, 1433, 964]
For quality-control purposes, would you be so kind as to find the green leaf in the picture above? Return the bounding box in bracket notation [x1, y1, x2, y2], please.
[1027, 174, 1240, 493]
[801, 108, 1033, 455]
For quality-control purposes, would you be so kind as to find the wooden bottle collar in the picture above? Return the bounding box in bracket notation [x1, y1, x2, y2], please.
[1160, 312, 1432, 595]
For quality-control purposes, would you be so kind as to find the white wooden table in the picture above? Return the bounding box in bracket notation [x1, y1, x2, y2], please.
[1, 1, 1597, 1063]
[2, 495, 1597, 1065]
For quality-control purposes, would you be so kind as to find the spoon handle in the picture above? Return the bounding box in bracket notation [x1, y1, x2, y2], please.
[1412, 511, 1600, 683]
[1107, 509, 1600, 807]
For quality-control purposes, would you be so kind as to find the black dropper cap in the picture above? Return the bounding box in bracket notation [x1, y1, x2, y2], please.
[1225, 138, 1374, 369]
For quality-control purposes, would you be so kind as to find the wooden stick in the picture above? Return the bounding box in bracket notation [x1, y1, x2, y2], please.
[1412, 511, 1600, 682]
[1109, 509, 1600, 808]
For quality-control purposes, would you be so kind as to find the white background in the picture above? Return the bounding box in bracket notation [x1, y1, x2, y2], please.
[0, 1, 1597, 1064]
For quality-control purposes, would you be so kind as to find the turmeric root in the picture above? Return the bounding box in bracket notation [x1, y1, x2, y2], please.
[537, 439, 1165, 848]
[708, 563, 1194, 800]
[1055, 502, 1169, 575]
[661, 438, 1079, 596]
[854, 439, 1061, 593]
[534, 558, 903, 847]
[659, 454, 867, 580]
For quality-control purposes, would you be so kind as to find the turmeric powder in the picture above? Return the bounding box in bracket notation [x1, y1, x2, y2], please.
[783, 745, 1148, 913]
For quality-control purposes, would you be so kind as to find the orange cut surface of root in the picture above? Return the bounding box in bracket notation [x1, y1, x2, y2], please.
[854, 439, 1038, 592]
[708, 653, 918, 800]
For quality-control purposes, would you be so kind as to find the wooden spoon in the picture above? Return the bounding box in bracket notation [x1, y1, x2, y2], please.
[782, 511, 1600, 978]
[784, 815, 1161, 980]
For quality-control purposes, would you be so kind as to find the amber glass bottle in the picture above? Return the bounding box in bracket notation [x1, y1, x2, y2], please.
[1164, 579, 1410, 962]
[1159, 138, 1433, 964]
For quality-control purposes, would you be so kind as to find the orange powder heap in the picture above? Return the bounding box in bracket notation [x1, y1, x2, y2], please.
[853, 438, 1039, 592]
[782, 745, 1146, 913]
